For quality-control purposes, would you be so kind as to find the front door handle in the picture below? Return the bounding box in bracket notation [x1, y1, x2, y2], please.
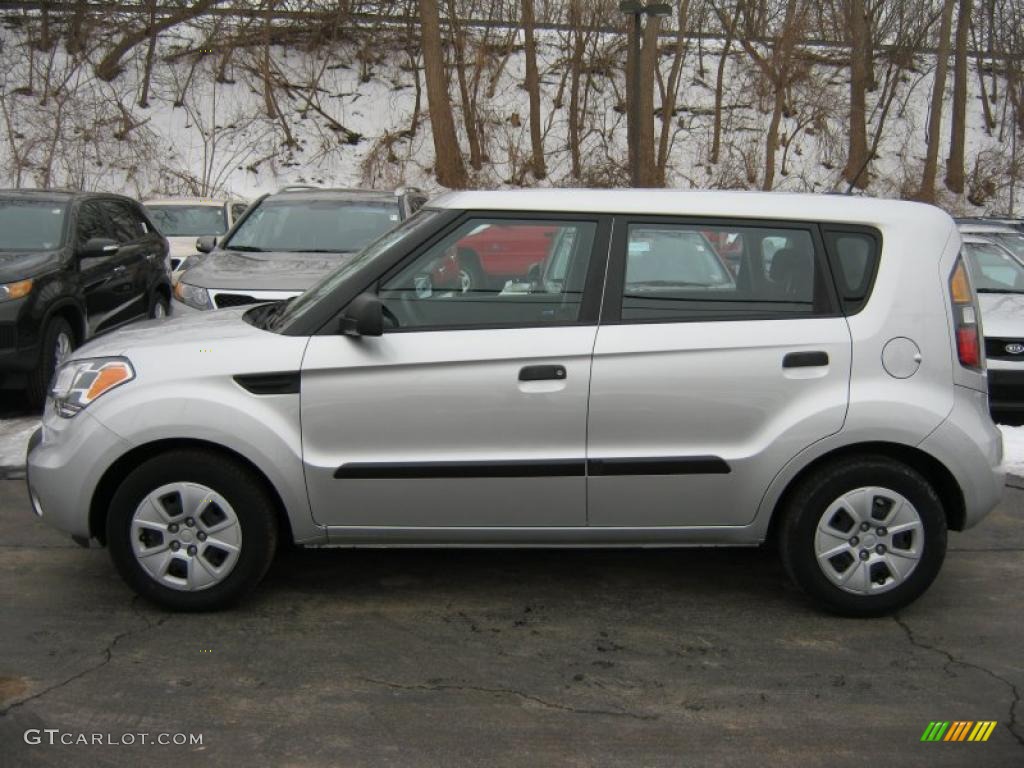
[519, 364, 567, 381]
[783, 351, 829, 368]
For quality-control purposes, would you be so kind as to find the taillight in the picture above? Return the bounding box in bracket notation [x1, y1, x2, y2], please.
[950, 257, 982, 370]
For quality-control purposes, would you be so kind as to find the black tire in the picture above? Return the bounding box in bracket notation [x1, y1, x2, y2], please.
[26, 316, 74, 410]
[457, 250, 485, 294]
[778, 456, 947, 617]
[149, 292, 170, 319]
[106, 450, 278, 611]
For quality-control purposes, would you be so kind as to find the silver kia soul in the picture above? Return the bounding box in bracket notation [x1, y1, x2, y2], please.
[26, 190, 1004, 615]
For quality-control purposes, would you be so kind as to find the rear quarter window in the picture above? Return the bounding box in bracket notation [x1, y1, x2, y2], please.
[822, 228, 881, 315]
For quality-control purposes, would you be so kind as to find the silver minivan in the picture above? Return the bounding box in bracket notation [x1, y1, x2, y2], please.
[25, 190, 1004, 615]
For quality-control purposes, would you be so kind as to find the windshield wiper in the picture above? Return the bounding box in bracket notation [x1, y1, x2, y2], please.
[977, 288, 1024, 294]
[228, 245, 265, 252]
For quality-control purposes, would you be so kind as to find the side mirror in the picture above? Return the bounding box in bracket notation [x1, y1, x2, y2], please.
[526, 262, 542, 282]
[195, 235, 217, 253]
[340, 293, 384, 337]
[78, 237, 119, 259]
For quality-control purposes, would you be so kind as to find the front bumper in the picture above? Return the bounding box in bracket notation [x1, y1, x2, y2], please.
[25, 404, 132, 541]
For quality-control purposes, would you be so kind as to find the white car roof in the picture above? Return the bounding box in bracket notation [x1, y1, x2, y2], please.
[429, 188, 951, 229]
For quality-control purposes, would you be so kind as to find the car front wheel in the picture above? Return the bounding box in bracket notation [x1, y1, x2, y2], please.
[26, 316, 74, 409]
[778, 456, 947, 616]
[106, 450, 278, 611]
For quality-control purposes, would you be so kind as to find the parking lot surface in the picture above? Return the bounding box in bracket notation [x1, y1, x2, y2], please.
[1, 478, 1022, 767]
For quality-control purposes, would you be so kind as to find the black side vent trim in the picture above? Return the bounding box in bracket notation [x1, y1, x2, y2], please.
[233, 372, 300, 395]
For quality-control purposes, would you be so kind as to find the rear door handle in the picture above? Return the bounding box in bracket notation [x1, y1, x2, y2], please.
[519, 364, 567, 381]
[783, 351, 829, 368]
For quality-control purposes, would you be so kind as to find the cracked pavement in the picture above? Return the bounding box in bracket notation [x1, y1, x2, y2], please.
[0, 478, 1022, 767]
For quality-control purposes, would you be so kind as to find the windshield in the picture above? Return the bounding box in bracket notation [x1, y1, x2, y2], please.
[963, 241, 1024, 292]
[226, 199, 401, 253]
[988, 232, 1024, 260]
[0, 200, 67, 251]
[145, 204, 227, 237]
[264, 209, 441, 332]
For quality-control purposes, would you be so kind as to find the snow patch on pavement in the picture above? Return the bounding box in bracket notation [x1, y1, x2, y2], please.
[997, 425, 1024, 478]
[0, 418, 40, 469]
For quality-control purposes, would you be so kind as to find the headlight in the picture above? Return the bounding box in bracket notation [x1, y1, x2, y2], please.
[50, 358, 134, 418]
[173, 281, 212, 310]
[0, 279, 33, 301]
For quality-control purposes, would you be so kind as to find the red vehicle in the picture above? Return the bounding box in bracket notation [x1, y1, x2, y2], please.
[433, 223, 558, 292]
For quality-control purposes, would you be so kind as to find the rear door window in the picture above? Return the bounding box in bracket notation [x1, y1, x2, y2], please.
[613, 221, 834, 322]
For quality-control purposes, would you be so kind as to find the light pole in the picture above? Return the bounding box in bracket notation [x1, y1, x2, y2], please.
[619, 1, 672, 187]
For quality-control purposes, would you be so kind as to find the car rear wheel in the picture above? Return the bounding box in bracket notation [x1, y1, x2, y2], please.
[106, 450, 278, 611]
[778, 456, 947, 616]
[26, 316, 74, 409]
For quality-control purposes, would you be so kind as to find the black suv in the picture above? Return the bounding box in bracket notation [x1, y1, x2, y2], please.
[0, 190, 171, 406]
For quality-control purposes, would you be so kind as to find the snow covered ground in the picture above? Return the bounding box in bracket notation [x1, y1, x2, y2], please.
[4, 417, 1024, 480]
[0, 417, 39, 473]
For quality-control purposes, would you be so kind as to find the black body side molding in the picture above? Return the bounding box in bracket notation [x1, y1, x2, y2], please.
[334, 456, 731, 479]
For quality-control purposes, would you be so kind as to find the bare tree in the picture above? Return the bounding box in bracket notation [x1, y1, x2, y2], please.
[945, 0, 971, 193]
[916, 0, 955, 203]
[522, 0, 546, 179]
[736, 0, 808, 190]
[844, 0, 870, 188]
[420, 0, 468, 187]
[654, 0, 692, 186]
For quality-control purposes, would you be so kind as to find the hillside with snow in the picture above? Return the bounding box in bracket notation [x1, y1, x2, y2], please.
[0, 11, 1019, 215]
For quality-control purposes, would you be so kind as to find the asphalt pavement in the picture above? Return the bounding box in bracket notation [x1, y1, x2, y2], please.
[0, 478, 1022, 767]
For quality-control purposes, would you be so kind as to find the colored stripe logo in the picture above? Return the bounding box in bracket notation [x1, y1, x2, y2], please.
[921, 721, 997, 742]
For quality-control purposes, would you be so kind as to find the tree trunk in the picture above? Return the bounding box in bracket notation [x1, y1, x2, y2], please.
[763, 88, 785, 190]
[711, 3, 740, 165]
[656, 0, 689, 186]
[447, 1, 483, 171]
[522, 0, 546, 180]
[916, 0, 955, 203]
[637, 15, 660, 187]
[567, 0, 585, 178]
[138, 3, 158, 108]
[945, 0, 971, 193]
[844, 0, 870, 188]
[419, 0, 468, 188]
[262, 0, 277, 118]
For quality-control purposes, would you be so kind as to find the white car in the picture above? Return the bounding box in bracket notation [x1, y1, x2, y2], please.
[143, 197, 249, 274]
[961, 234, 1024, 415]
[957, 222, 1024, 265]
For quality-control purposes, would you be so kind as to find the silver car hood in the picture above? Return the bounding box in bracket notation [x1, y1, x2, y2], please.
[182, 249, 355, 291]
[979, 292, 1024, 338]
[71, 308, 265, 360]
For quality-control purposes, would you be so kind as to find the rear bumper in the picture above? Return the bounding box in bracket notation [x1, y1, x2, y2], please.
[919, 385, 1004, 530]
